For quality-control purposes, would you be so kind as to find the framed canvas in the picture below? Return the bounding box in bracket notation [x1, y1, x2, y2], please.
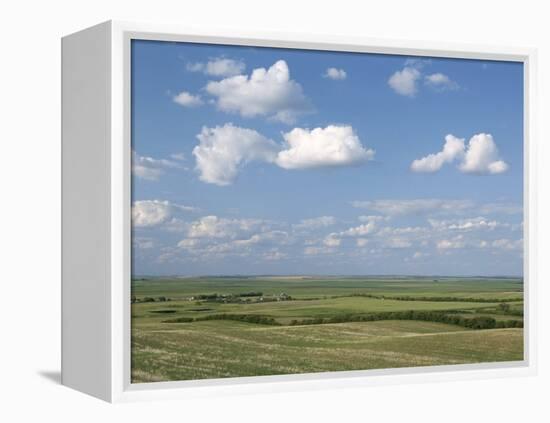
[61, 20, 538, 402]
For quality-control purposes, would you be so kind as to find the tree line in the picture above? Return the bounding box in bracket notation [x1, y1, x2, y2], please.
[289, 310, 523, 329]
[163, 313, 281, 326]
[163, 310, 523, 330]
[349, 293, 523, 304]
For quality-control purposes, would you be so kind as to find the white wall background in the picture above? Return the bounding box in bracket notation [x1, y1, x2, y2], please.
[0, 0, 548, 421]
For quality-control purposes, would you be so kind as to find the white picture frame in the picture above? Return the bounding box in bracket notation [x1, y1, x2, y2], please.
[61, 20, 538, 403]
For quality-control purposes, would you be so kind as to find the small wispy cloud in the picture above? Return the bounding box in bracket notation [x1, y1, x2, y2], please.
[173, 91, 203, 107]
[186, 57, 245, 77]
[132, 152, 181, 181]
[424, 73, 459, 91]
[389, 58, 459, 96]
[323, 67, 347, 80]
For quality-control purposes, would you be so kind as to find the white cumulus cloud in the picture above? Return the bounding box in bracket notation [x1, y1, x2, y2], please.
[173, 91, 203, 107]
[410, 135, 465, 173]
[411, 133, 508, 175]
[205, 60, 312, 124]
[321, 221, 377, 249]
[339, 221, 377, 237]
[323, 67, 347, 80]
[276, 125, 374, 170]
[186, 215, 265, 239]
[132, 200, 196, 227]
[388, 67, 421, 97]
[459, 133, 509, 174]
[192, 124, 279, 186]
[174, 216, 289, 260]
[389, 60, 458, 96]
[132, 200, 173, 227]
[193, 124, 374, 185]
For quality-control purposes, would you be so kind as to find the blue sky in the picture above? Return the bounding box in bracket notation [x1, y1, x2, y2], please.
[131, 39, 523, 277]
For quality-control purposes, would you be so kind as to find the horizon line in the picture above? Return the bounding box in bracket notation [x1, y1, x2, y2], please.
[132, 273, 523, 279]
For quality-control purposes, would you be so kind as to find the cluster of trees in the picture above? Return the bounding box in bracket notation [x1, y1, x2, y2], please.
[132, 296, 170, 303]
[190, 292, 293, 304]
[194, 293, 221, 300]
[192, 292, 266, 303]
[289, 311, 523, 330]
[194, 313, 281, 325]
[350, 293, 523, 304]
[164, 313, 281, 325]
[496, 302, 524, 316]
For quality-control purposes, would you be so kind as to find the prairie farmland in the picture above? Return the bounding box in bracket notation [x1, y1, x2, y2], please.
[131, 276, 524, 383]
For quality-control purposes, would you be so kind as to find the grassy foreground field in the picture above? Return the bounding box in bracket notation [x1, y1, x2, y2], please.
[131, 276, 524, 383]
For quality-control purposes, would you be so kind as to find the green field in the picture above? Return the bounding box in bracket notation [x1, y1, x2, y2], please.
[131, 276, 524, 383]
